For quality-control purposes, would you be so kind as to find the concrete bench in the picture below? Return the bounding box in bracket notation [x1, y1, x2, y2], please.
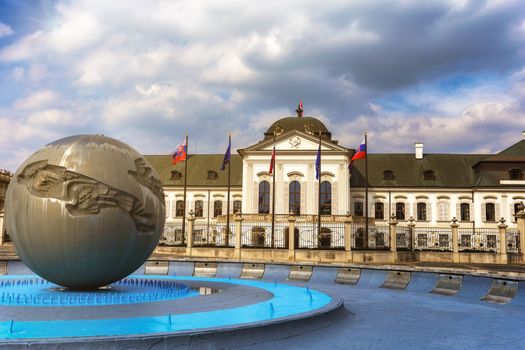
[481, 279, 519, 304]
[335, 268, 360, 285]
[432, 274, 463, 296]
[240, 263, 265, 279]
[382, 271, 411, 290]
[288, 265, 313, 281]
[194, 262, 218, 277]
[144, 261, 169, 275]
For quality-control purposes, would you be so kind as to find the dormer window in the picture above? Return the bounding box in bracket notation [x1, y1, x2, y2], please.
[509, 169, 523, 180]
[207, 170, 218, 180]
[423, 170, 435, 181]
[170, 170, 182, 181]
[383, 170, 395, 181]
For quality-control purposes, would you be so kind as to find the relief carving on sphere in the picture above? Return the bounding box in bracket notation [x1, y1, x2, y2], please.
[17, 160, 157, 236]
[128, 158, 165, 201]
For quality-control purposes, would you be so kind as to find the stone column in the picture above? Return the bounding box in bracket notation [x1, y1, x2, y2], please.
[344, 212, 353, 262]
[288, 213, 296, 260]
[389, 214, 398, 263]
[407, 216, 416, 252]
[450, 217, 459, 263]
[235, 211, 243, 259]
[498, 218, 507, 264]
[515, 206, 525, 261]
[186, 210, 195, 256]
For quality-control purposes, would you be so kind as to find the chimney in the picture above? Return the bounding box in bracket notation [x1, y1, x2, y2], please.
[415, 142, 423, 159]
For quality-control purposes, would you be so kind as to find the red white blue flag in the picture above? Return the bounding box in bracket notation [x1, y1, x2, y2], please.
[349, 139, 366, 167]
[172, 139, 187, 165]
[269, 145, 276, 174]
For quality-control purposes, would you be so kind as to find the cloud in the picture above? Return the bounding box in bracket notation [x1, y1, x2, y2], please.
[0, 0, 523, 171]
[14, 90, 59, 110]
[0, 22, 13, 38]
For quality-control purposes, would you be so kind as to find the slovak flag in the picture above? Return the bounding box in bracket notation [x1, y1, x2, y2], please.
[269, 145, 276, 174]
[172, 140, 187, 165]
[349, 139, 366, 168]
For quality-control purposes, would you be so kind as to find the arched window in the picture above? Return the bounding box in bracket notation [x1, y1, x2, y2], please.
[233, 200, 242, 214]
[354, 202, 363, 217]
[460, 203, 470, 221]
[258, 181, 270, 214]
[213, 200, 223, 217]
[375, 202, 384, 219]
[417, 202, 426, 221]
[289, 181, 301, 215]
[485, 203, 495, 222]
[194, 200, 203, 217]
[320, 181, 331, 215]
[396, 202, 405, 220]
[175, 200, 184, 217]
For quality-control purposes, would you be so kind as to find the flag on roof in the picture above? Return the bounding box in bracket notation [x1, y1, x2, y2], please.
[220, 138, 231, 171]
[269, 145, 276, 174]
[349, 138, 366, 168]
[315, 142, 321, 180]
[172, 139, 187, 165]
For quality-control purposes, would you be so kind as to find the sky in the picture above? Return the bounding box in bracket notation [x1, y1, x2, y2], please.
[0, 0, 524, 172]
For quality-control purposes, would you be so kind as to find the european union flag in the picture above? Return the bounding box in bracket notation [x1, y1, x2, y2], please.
[315, 143, 321, 180]
[221, 139, 231, 171]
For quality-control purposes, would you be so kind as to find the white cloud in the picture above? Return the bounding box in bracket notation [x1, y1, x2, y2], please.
[0, 22, 13, 38]
[26, 109, 75, 126]
[14, 90, 59, 110]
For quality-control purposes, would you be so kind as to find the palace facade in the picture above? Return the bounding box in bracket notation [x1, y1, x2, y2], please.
[145, 112, 525, 246]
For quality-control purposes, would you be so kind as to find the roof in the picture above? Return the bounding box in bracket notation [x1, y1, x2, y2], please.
[145, 154, 243, 187]
[483, 140, 525, 162]
[350, 154, 489, 188]
[264, 116, 331, 140]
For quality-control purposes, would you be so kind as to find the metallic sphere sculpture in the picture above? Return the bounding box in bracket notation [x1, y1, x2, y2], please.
[4, 135, 165, 289]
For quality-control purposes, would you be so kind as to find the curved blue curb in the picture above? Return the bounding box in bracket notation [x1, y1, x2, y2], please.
[0, 275, 333, 340]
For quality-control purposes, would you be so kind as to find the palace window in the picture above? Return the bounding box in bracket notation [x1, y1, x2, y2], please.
[289, 181, 301, 215]
[417, 203, 427, 221]
[423, 170, 435, 181]
[383, 170, 395, 181]
[514, 203, 522, 222]
[509, 169, 523, 180]
[375, 202, 384, 220]
[258, 181, 270, 214]
[233, 200, 242, 214]
[354, 202, 363, 217]
[170, 170, 182, 181]
[485, 203, 495, 222]
[460, 203, 470, 221]
[213, 200, 223, 217]
[207, 170, 218, 180]
[437, 201, 449, 221]
[175, 200, 184, 217]
[320, 181, 332, 215]
[194, 200, 203, 217]
[396, 203, 405, 220]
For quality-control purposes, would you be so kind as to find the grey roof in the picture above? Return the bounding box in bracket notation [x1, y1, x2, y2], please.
[350, 154, 489, 188]
[145, 154, 243, 187]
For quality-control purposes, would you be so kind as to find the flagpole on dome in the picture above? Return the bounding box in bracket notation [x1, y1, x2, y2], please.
[182, 132, 189, 245]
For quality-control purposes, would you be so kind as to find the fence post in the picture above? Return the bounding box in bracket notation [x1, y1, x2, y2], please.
[344, 212, 353, 262]
[186, 210, 195, 256]
[498, 218, 507, 264]
[389, 214, 398, 263]
[235, 211, 243, 259]
[450, 217, 459, 263]
[515, 204, 525, 262]
[407, 216, 416, 252]
[288, 213, 296, 260]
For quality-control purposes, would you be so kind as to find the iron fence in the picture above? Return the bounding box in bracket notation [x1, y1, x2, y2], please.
[240, 216, 288, 248]
[192, 220, 214, 247]
[458, 228, 498, 253]
[351, 223, 390, 250]
[396, 225, 413, 251]
[506, 229, 520, 254]
[160, 221, 185, 246]
[214, 222, 236, 247]
[294, 219, 345, 250]
[413, 227, 452, 251]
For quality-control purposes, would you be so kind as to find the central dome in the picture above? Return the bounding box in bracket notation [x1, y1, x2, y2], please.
[264, 116, 331, 140]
